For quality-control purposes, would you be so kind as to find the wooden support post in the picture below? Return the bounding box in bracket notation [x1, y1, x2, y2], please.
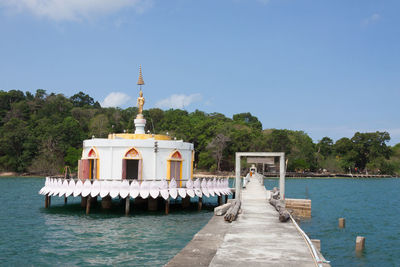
[64, 196, 68, 205]
[81, 196, 87, 208]
[218, 195, 222, 206]
[224, 195, 228, 204]
[91, 196, 98, 207]
[339, 218, 345, 228]
[48, 195, 51, 207]
[182, 196, 190, 208]
[101, 196, 112, 209]
[125, 197, 130, 215]
[45, 195, 49, 208]
[198, 197, 203, 211]
[148, 198, 158, 211]
[356, 236, 365, 252]
[165, 199, 170, 215]
[86, 196, 92, 215]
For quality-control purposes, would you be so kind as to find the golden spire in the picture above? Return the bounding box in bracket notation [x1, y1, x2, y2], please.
[136, 66, 145, 119]
[137, 65, 145, 85]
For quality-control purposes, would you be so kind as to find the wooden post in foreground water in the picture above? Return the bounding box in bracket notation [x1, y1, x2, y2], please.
[356, 236, 365, 252]
[339, 218, 345, 228]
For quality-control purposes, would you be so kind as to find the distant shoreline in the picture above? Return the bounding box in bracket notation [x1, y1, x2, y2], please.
[0, 172, 44, 178]
[1, 171, 397, 179]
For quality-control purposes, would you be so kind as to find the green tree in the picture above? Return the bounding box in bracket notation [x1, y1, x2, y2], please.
[64, 147, 82, 170]
[268, 129, 292, 155]
[317, 137, 333, 158]
[233, 112, 262, 131]
[143, 108, 164, 133]
[0, 118, 29, 171]
[287, 131, 316, 171]
[89, 114, 110, 138]
[351, 131, 391, 170]
[70, 91, 100, 107]
[206, 133, 230, 172]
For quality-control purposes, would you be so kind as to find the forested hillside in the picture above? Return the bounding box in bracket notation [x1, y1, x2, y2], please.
[1, 89, 399, 175]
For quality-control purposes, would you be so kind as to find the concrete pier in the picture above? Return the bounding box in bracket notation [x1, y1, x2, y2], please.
[210, 178, 317, 267]
[168, 176, 328, 267]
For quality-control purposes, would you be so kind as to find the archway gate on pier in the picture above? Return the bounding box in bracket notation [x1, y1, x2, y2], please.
[235, 152, 286, 200]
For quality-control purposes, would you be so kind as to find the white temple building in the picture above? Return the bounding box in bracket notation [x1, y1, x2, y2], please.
[39, 67, 231, 213]
[78, 67, 194, 183]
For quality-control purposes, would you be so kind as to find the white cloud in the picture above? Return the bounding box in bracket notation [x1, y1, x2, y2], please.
[363, 13, 381, 26]
[101, 92, 131, 108]
[0, 0, 153, 21]
[155, 93, 202, 109]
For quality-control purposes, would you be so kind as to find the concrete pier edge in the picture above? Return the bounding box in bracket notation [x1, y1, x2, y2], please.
[165, 215, 230, 267]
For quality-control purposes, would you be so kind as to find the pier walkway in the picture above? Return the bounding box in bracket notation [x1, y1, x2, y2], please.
[167, 177, 320, 266]
[209, 178, 316, 266]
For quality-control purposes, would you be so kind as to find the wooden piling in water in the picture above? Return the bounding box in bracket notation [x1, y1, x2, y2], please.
[91, 196, 98, 207]
[101, 196, 112, 209]
[81, 197, 87, 208]
[125, 197, 130, 215]
[148, 198, 158, 211]
[218, 195, 222, 206]
[182, 196, 190, 208]
[45, 195, 50, 208]
[86, 196, 92, 214]
[198, 197, 203, 211]
[339, 218, 345, 228]
[356, 236, 365, 252]
[165, 199, 170, 215]
[64, 196, 68, 205]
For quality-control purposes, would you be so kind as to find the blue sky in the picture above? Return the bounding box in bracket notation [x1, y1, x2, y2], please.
[0, 0, 399, 145]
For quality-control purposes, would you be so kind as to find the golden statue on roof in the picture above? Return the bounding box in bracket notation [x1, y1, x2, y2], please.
[137, 90, 145, 117]
[136, 66, 145, 119]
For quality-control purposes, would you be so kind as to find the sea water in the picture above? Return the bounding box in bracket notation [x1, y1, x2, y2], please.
[0, 177, 399, 266]
[0, 178, 216, 266]
[264, 178, 400, 267]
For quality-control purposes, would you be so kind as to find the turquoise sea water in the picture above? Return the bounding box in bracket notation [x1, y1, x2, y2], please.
[0, 177, 399, 266]
[0, 178, 217, 266]
[264, 178, 400, 267]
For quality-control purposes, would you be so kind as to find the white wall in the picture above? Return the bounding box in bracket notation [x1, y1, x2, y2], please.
[82, 138, 193, 181]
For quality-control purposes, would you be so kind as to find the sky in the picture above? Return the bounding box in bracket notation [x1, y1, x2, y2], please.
[0, 0, 399, 145]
